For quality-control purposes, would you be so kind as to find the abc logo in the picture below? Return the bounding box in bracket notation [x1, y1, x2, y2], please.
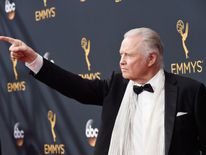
[14, 123, 24, 139]
[85, 119, 98, 138]
[5, 1, 15, 13]
[85, 119, 98, 147]
[85, 125, 98, 138]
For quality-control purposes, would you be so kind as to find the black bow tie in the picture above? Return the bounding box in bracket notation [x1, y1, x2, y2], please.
[133, 84, 154, 95]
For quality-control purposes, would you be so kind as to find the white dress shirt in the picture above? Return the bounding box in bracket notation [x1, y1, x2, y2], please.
[133, 69, 165, 155]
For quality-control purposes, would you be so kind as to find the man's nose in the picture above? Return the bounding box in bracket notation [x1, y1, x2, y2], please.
[120, 55, 126, 65]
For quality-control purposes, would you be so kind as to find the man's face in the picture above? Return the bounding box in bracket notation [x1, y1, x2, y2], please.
[119, 36, 149, 82]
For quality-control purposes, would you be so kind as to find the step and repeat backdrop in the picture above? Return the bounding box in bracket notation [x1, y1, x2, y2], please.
[0, 0, 205, 154]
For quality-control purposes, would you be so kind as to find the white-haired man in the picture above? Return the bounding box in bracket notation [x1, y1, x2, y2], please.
[0, 27, 206, 155]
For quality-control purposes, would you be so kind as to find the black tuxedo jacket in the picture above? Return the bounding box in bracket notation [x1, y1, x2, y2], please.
[33, 59, 206, 155]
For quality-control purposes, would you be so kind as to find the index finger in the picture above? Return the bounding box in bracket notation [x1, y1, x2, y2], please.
[0, 36, 16, 44]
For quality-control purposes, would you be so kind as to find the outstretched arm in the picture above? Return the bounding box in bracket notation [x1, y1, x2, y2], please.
[0, 36, 111, 105]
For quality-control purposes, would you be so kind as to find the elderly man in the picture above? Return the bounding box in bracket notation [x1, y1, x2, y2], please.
[0, 27, 206, 155]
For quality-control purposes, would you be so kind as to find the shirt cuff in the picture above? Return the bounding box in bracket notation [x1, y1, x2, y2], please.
[25, 54, 43, 74]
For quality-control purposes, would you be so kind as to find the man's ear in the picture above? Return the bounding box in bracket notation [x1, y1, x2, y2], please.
[147, 52, 158, 67]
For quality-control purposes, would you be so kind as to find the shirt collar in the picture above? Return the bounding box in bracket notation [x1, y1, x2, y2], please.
[147, 69, 165, 92]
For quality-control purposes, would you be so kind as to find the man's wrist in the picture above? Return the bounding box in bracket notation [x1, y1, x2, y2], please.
[25, 54, 43, 74]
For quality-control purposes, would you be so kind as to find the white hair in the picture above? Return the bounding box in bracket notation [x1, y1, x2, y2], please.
[124, 27, 164, 67]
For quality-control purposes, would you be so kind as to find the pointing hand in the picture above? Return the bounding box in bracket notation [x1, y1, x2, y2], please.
[0, 36, 38, 63]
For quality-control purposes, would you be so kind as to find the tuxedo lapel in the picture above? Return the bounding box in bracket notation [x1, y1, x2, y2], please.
[164, 72, 178, 155]
[119, 78, 129, 106]
[112, 76, 129, 117]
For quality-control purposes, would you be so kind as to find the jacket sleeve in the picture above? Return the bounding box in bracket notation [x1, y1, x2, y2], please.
[31, 58, 114, 106]
[195, 83, 206, 153]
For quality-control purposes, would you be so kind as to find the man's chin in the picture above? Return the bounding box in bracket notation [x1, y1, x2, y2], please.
[122, 73, 129, 79]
